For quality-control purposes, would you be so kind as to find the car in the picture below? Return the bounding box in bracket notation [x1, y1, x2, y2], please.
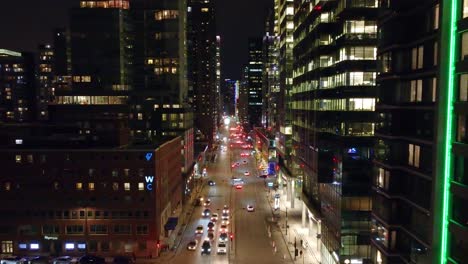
[220, 224, 228, 233]
[258, 174, 268, 178]
[242, 160, 247, 164]
[195, 225, 204, 234]
[202, 208, 211, 217]
[78, 255, 105, 264]
[1, 257, 23, 264]
[207, 221, 215, 231]
[204, 199, 211, 207]
[235, 184, 243, 189]
[223, 205, 230, 214]
[221, 219, 230, 225]
[244, 171, 250, 176]
[113, 256, 134, 264]
[219, 232, 228, 242]
[247, 205, 255, 212]
[207, 232, 215, 241]
[222, 212, 229, 221]
[201, 240, 212, 255]
[236, 162, 240, 166]
[52, 256, 79, 264]
[20, 257, 50, 264]
[208, 180, 215, 186]
[217, 242, 227, 254]
[187, 240, 198, 250]
[211, 213, 219, 222]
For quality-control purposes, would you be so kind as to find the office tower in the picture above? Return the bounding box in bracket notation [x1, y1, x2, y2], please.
[187, 0, 217, 145]
[52, 28, 72, 94]
[215, 35, 221, 130]
[0, 49, 35, 123]
[222, 79, 236, 116]
[49, 0, 133, 145]
[274, 0, 295, 200]
[129, 0, 194, 182]
[247, 38, 263, 129]
[262, 11, 280, 130]
[238, 66, 249, 127]
[293, 1, 378, 263]
[37, 44, 54, 120]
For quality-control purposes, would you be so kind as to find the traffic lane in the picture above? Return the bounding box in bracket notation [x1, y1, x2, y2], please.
[233, 169, 286, 264]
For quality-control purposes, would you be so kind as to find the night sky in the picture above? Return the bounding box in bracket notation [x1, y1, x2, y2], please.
[0, 0, 272, 80]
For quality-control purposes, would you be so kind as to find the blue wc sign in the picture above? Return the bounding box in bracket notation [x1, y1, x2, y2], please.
[145, 176, 154, 191]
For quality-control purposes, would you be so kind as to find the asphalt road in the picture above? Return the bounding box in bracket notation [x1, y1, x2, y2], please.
[167, 125, 291, 264]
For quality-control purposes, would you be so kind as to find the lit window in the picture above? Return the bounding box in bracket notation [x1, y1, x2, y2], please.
[411, 45, 424, 70]
[65, 243, 75, 250]
[460, 74, 468, 101]
[408, 144, 421, 168]
[457, 115, 468, 143]
[124, 183, 130, 191]
[410, 79, 423, 102]
[286, 7, 294, 15]
[155, 10, 178, 20]
[76, 183, 83, 190]
[89, 182, 95, 191]
[15, 155, 21, 163]
[138, 183, 144, 191]
[5, 182, 11, 191]
[201, 7, 209, 12]
[462, 32, 468, 61]
[464, 0, 468, 18]
[113, 182, 119, 191]
[30, 243, 39, 250]
[433, 4, 439, 30]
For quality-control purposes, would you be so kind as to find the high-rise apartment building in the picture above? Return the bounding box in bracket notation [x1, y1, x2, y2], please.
[372, 1, 441, 263]
[247, 38, 263, 129]
[37, 44, 54, 120]
[293, 1, 378, 263]
[238, 66, 249, 127]
[0, 49, 35, 123]
[274, 0, 296, 199]
[263, 31, 280, 131]
[187, 0, 217, 144]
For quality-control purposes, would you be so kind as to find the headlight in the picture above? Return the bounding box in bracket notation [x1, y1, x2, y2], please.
[208, 248, 211, 251]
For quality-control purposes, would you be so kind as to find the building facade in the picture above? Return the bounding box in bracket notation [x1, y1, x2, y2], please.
[293, 0, 378, 263]
[0, 133, 183, 258]
[247, 38, 263, 129]
[0, 49, 35, 123]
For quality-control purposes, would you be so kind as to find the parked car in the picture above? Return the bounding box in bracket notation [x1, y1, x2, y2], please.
[52, 256, 78, 264]
[21, 256, 49, 264]
[78, 255, 105, 264]
[112, 256, 134, 264]
[1, 257, 22, 264]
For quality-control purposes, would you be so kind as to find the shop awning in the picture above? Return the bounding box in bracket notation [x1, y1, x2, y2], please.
[164, 217, 179, 230]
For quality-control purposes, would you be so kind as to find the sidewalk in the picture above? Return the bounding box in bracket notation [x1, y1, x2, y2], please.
[268, 189, 322, 264]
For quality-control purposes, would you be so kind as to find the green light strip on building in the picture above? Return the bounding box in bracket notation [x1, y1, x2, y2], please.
[440, 1, 459, 263]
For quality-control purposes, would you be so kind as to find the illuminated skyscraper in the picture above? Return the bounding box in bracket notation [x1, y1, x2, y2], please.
[247, 38, 263, 129]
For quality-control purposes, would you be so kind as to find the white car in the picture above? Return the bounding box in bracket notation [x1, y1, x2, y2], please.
[247, 205, 255, 212]
[187, 240, 198, 250]
[244, 171, 250, 176]
[221, 219, 230, 225]
[223, 205, 230, 214]
[1, 257, 22, 264]
[222, 212, 229, 221]
[195, 225, 204, 234]
[217, 242, 227, 254]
